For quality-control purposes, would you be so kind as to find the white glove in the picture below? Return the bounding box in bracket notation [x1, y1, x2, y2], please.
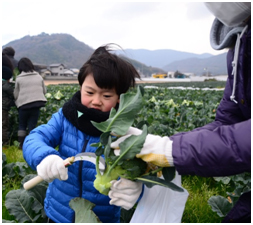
[108, 178, 142, 210]
[111, 127, 174, 167]
[37, 155, 68, 183]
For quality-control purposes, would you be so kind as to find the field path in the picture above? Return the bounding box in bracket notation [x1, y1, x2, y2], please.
[44, 79, 173, 86]
[44, 80, 79, 86]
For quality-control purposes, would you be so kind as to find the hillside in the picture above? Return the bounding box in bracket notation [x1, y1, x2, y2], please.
[114, 49, 213, 68]
[2, 32, 227, 76]
[3, 33, 166, 76]
[3, 33, 94, 69]
[163, 53, 227, 76]
[115, 49, 227, 76]
[119, 55, 165, 76]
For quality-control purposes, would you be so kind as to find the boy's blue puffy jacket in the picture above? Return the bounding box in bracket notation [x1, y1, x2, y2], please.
[23, 108, 121, 223]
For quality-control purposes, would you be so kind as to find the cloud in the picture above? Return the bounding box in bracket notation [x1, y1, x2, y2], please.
[186, 2, 213, 20]
[2, 1, 219, 55]
[103, 2, 159, 21]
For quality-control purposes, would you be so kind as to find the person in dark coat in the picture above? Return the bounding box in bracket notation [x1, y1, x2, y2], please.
[2, 53, 15, 145]
[110, 2, 251, 223]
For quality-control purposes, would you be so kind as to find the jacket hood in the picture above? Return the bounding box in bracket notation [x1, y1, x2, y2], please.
[210, 18, 249, 104]
[210, 18, 245, 50]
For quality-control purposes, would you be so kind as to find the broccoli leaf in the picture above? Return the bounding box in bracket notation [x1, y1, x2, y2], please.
[162, 167, 176, 182]
[5, 189, 44, 223]
[104, 136, 111, 162]
[100, 131, 111, 146]
[106, 125, 147, 174]
[69, 198, 101, 223]
[94, 145, 103, 156]
[91, 86, 144, 135]
[136, 176, 184, 192]
[207, 196, 233, 217]
[118, 125, 148, 160]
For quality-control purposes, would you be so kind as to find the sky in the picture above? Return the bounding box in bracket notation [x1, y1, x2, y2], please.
[2, 1, 226, 55]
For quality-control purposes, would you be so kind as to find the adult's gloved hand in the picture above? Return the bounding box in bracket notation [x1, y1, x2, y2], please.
[111, 127, 174, 167]
[37, 155, 68, 183]
[109, 178, 142, 210]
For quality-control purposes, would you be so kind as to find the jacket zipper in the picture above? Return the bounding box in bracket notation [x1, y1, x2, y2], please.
[79, 139, 89, 197]
[72, 138, 88, 223]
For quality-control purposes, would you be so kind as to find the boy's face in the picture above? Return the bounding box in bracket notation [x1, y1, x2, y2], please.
[80, 74, 119, 112]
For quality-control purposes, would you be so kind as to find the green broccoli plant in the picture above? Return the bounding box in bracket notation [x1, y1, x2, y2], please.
[91, 86, 184, 195]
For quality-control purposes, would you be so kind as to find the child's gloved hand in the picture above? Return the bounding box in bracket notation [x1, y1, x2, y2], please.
[37, 155, 68, 183]
[108, 178, 142, 210]
[111, 127, 174, 167]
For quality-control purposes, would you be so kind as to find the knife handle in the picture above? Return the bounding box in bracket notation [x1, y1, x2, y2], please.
[23, 157, 74, 190]
[23, 176, 44, 190]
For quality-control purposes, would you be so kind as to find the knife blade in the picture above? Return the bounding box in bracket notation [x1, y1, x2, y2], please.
[23, 153, 105, 190]
[74, 152, 105, 172]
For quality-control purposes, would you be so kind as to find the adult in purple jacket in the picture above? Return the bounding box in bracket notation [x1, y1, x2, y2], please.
[110, 2, 251, 223]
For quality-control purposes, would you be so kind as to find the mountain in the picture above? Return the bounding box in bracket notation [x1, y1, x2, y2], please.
[114, 49, 227, 76]
[2, 32, 227, 76]
[3, 33, 94, 69]
[2, 33, 165, 76]
[119, 55, 165, 77]
[114, 49, 213, 69]
[163, 53, 227, 76]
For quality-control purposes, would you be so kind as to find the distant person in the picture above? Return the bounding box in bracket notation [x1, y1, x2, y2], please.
[22, 44, 141, 223]
[2, 53, 15, 145]
[14, 57, 47, 148]
[2, 46, 19, 78]
[110, 2, 251, 223]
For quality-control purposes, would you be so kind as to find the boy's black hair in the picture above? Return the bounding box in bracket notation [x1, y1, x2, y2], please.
[78, 44, 141, 96]
[18, 57, 35, 73]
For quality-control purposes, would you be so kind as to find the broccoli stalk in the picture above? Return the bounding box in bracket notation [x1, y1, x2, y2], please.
[94, 163, 125, 195]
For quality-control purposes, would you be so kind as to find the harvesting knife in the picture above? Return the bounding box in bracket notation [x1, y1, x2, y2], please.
[73, 152, 106, 171]
[23, 152, 105, 190]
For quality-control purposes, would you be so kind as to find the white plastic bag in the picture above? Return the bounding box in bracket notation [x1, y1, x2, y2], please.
[130, 172, 189, 223]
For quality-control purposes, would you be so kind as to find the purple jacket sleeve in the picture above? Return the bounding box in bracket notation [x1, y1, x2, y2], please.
[170, 75, 251, 177]
[171, 119, 250, 177]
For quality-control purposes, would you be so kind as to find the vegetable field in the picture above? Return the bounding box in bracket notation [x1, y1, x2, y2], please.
[8, 81, 225, 142]
[3, 81, 250, 223]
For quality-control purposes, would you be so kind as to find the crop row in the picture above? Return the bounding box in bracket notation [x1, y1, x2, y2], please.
[8, 82, 225, 143]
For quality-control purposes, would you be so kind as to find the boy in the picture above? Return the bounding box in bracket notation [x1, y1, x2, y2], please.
[23, 44, 141, 223]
